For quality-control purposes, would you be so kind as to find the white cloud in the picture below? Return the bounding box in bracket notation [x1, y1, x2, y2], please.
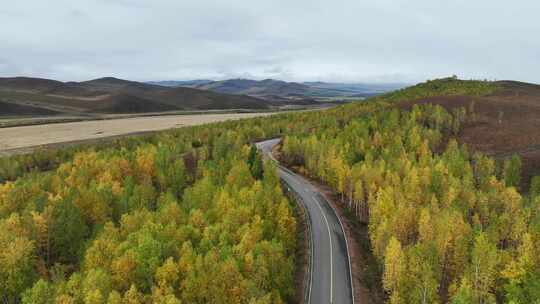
[0, 0, 539, 83]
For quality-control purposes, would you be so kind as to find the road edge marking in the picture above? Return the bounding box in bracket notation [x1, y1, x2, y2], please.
[283, 171, 314, 304]
[313, 195, 334, 304]
[257, 140, 314, 304]
[319, 191, 356, 304]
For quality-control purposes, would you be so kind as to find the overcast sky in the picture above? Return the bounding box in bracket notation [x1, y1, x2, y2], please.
[1, 0, 539, 83]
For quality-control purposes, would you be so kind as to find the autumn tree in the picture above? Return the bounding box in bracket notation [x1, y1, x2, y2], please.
[383, 237, 405, 303]
[0, 219, 36, 302]
[470, 233, 499, 303]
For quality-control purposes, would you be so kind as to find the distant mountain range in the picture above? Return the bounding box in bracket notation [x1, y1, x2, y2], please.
[146, 80, 214, 87]
[148, 78, 407, 100]
[0, 76, 406, 117]
[0, 77, 277, 117]
[303, 81, 407, 95]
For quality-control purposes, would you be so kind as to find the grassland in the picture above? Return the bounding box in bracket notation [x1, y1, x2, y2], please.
[0, 112, 276, 156]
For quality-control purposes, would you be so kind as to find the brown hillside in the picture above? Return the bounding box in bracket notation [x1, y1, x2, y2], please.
[0, 77, 64, 93]
[154, 87, 269, 110]
[0, 100, 60, 116]
[92, 94, 178, 113]
[399, 81, 540, 190]
[0, 76, 271, 115]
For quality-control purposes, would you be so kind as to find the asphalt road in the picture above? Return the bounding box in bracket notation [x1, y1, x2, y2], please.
[257, 138, 354, 304]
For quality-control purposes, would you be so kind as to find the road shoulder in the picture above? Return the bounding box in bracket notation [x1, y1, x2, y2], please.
[271, 144, 385, 304]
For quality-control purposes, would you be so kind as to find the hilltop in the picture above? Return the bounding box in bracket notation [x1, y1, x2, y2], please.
[391, 78, 540, 190]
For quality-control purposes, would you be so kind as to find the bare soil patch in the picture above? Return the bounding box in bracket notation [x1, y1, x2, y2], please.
[398, 81, 540, 190]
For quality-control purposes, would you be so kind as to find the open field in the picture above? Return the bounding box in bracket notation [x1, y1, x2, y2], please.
[0, 108, 278, 128]
[0, 112, 275, 155]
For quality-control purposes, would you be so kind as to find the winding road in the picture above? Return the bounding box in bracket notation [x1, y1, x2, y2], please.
[257, 138, 354, 304]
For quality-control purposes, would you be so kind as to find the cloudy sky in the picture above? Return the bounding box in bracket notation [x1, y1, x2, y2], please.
[1, 0, 539, 83]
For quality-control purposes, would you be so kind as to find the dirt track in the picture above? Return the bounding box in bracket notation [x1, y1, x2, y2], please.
[0, 112, 274, 154]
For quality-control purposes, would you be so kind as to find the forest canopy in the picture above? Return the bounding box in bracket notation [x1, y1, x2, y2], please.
[280, 79, 540, 303]
[2, 78, 539, 303]
[0, 114, 300, 303]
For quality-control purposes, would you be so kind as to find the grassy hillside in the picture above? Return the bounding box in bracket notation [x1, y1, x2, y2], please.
[378, 76, 498, 103]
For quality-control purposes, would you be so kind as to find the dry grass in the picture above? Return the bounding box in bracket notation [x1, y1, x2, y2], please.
[0, 112, 275, 153]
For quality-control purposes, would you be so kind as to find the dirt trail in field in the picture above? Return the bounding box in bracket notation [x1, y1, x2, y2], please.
[0, 112, 275, 154]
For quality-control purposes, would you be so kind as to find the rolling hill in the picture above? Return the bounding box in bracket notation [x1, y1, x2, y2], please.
[147, 80, 213, 87]
[0, 77, 272, 116]
[303, 81, 407, 96]
[195, 79, 311, 97]
[150, 78, 407, 100]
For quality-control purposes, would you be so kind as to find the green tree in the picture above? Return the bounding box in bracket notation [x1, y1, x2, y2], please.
[82, 268, 113, 303]
[50, 197, 89, 264]
[504, 271, 540, 304]
[503, 154, 522, 188]
[22, 279, 55, 304]
[451, 278, 474, 304]
[529, 176, 540, 199]
[247, 146, 264, 179]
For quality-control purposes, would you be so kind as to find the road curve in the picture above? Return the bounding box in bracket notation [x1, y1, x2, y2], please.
[257, 138, 354, 304]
